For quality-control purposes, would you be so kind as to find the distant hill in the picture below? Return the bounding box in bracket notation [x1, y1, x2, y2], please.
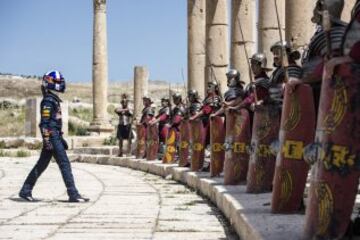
[0, 75, 184, 103]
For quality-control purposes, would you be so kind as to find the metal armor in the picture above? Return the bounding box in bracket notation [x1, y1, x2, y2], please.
[140, 106, 155, 124]
[254, 75, 271, 89]
[303, 24, 347, 65]
[224, 87, 244, 102]
[158, 107, 170, 121]
[188, 101, 202, 116]
[117, 109, 133, 126]
[172, 104, 186, 119]
[268, 67, 285, 106]
[203, 95, 222, 111]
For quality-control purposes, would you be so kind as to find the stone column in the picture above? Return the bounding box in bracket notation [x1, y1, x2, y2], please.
[133, 66, 149, 121]
[285, 0, 314, 51]
[25, 98, 68, 137]
[206, 0, 229, 94]
[188, 0, 206, 99]
[89, 0, 113, 135]
[258, 0, 285, 67]
[230, 0, 255, 84]
[342, 0, 356, 22]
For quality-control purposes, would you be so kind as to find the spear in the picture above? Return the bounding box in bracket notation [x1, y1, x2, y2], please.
[322, 3, 332, 58]
[236, 14, 258, 102]
[181, 68, 188, 106]
[274, 0, 289, 82]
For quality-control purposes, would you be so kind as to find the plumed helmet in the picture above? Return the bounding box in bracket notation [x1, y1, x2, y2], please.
[312, 0, 344, 25]
[42, 70, 66, 93]
[250, 53, 268, 69]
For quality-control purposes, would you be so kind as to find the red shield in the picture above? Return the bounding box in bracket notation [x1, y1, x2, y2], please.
[271, 84, 315, 213]
[210, 116, 225, 177]
[135, 124, 146, 159]
[247, 105, 280, 193]
[178, 120, 191, 167]
[190, 119, 206, 171]
[162, 127, 177, 164]
[146, 123, 159, 161]
[223, 109, 251, 185]
[304, 63, 360, 239]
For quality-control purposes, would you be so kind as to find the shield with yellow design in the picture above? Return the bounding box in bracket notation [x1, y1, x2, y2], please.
[146, 123, 159, 161]
[304, 62, 360, 239]
[247, 105, 280, 193]
[178, 120, 191, 167]
[190, 119, 205, 171]
[210, 116, 225, 177]
[271, 83, 315, 213]
[223, 109, 251, 185]
[162, 127, 177, 164]
[135, 124, 147, 159]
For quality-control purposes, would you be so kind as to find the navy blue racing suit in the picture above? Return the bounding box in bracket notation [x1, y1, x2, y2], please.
[20, 91, 80, 198]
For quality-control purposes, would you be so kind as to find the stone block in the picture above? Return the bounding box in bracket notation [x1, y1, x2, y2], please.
[147, 161, 166, 177]
[73, 147, 112, 155]
[198, 177, 223, 202]
[69, 136, 107, 149]
[170, 167, 190, 183]
[138, 160, 152, 172]
[25, 98, 68, 137]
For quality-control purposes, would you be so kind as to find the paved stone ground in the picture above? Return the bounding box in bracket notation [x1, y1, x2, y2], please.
[0, 157, 238, 240]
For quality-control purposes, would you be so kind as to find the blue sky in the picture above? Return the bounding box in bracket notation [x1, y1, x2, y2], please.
[0, 0, 187, 83]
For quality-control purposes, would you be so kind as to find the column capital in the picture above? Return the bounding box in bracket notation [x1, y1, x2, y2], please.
[94, 0, 106, 11]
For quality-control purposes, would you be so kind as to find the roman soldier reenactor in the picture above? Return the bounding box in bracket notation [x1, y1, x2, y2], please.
[149, 97, 171, 155]
[303, 1, 360, 238]
[114, 93, 133, 157]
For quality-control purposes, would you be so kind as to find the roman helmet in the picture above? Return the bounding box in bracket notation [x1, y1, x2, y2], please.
[207, 80, 220, 94]
[187, 89, 199, 102]
[172, 92, 182, 104]
[250, 53, 272, 71]
[226, 69, 244, 87]
[311, 0, 344, 25]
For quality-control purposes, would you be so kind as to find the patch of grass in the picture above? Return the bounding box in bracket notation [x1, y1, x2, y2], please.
[0, 150, 10, 157]
[69, 107, 93, 123]
[16, 150, 30, 158]
[0, 141, 6, 149]
[107, 104, 116, 115]
[68, 121, 89, 136]
[27, 141, 43, 150]
[0, 107, 25, 137]
[104, 135, 117, 146]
